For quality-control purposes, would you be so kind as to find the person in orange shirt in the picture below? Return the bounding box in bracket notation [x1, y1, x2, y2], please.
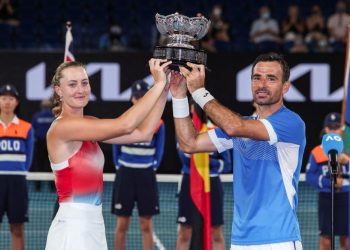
[306, 112, 349, 250]
[0, 84, 34, 250]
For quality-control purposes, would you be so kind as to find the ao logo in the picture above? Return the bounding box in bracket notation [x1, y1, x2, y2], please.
[0, 140, 20, 151]
[324, 134, 342, 142]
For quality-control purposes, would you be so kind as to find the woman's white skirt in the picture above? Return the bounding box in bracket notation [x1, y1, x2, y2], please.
[45, 203, 108, 250]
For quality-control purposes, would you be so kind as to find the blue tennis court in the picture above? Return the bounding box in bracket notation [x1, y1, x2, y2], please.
[0, 175, 342, 249]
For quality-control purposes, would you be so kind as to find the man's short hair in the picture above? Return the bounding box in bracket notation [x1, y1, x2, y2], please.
[251, 53, 290, 83]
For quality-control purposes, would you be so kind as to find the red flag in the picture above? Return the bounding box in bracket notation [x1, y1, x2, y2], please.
[64, 21, 75, 62]
[190, 110, 211, 250]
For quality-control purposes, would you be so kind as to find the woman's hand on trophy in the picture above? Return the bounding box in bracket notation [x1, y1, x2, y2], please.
[149, 58, 172, 87]
[169, 70, 187, 98]
[179, 63, 206, 94]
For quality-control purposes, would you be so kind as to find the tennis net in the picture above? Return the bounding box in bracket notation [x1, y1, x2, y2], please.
[0, 173, 339, 250]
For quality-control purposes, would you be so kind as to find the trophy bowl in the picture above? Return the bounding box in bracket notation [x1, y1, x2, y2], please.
[153, 12, 211, 69]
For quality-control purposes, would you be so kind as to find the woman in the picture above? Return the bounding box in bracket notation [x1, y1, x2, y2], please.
[45, 58, 171, 250]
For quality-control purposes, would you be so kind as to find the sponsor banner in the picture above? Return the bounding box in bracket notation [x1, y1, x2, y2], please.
[0, 52, 344, 173]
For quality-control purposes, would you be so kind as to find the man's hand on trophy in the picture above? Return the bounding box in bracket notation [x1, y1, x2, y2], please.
[149, 58, 172, 86]
[179, 63, 205, 94]
[169, 70, 187, 98]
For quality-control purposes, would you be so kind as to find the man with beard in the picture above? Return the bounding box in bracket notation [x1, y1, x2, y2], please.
[169, 53, 306, 250]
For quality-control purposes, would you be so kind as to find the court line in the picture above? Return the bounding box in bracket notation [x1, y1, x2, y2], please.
[153, 231, 166, 250]
[26, 172, 307, 182]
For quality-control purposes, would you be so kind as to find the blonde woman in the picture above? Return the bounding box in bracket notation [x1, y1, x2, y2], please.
[45, 59, 172, 250]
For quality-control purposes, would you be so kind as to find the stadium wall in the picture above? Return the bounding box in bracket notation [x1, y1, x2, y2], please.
[0, 52, 344, 173]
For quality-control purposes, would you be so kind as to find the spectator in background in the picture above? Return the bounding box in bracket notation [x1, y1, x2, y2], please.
[200, 4, 228, 53]
[209, 4, 225, 33]
[327, 0, 350, 52]
[281, 4, 305, 52]
[31, 99, 54, 191]
[99, 23, 127, 51]
[250, 5, 280, 52]
[287, 35, 309, 53]
[200, 34, 216, 53]
[111, 80, 165, 250]
[0, 0, 19, 27]
[176, 102, 231, 250]
[306, 112, 349, 250]
[212, 19, 233, 52]
[305, 4, 329, 53]
[0, 84, 34, 250]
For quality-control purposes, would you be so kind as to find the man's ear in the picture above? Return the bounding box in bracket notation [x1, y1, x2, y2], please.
[282, 81, 291, 95]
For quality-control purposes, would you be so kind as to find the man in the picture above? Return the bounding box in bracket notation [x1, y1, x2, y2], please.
[327, 0, 350, 52]
[170, 53, 306, 249]
[111, 80, 165, 250]
[0, 84, 34, 250]
[306, 112, 349, 250]
[250, 5, 280, 52]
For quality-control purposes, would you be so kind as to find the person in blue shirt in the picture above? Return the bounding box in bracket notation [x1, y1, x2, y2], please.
[31, 99, 54, 191]
[170, 53, 306, 250]
[176, 103, 232, 250]
[0, 84, 34, 250]
[306, 112, 349, 250]
[111, 80, 165, 250]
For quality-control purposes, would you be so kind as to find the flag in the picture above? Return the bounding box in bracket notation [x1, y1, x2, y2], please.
[342, 25, 350, 250]
[189, 109, 211, 250]
[64, 21, 75, 62]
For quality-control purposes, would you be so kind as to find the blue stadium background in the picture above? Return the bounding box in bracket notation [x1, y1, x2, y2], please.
[0, 0, 343, 51]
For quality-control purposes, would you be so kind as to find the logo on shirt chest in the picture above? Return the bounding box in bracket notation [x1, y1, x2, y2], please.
[0, 140, 21, 151]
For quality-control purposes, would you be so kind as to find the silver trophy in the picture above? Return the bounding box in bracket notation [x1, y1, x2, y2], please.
[153, 12, 210, 69]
